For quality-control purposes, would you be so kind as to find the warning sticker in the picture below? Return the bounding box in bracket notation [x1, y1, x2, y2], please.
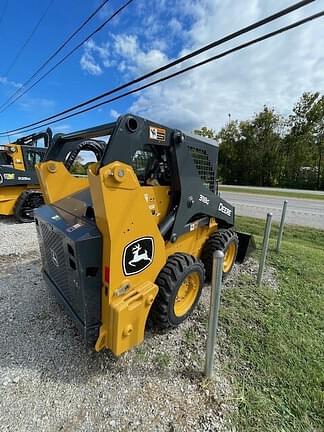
[66, 223, 83, 233]
[3, 173, 15, 180]
[149, 126, 166, 142]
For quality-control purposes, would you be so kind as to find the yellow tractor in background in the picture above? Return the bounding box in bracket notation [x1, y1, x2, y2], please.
[0, 130, 52, 222]
[35, 114, 254, 356]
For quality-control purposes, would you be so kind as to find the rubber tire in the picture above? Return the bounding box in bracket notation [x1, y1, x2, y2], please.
[149, 253, 205, 329]
[64, 140, 105, 171]
[201, 229, 239, 281]
[14, 190, 44, 223]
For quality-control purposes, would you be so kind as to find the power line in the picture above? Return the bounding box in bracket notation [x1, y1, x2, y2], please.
[0, 0, 111, 111]
[0, 0, 133, 114]
[3, 9, 323, 138]
[0, 0, 316, 134]
[5, 0, 55, 76]
[0, 0, 8, 27]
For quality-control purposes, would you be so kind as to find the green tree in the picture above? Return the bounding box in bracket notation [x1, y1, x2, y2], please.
[193, 93, 324, 190]
[193, 126, 216, 139]
[216, 106, 284, 186]
[284, 92, 324, 189]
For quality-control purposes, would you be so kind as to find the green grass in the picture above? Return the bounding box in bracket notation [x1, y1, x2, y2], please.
[154, 352, 172, 369]
[219, 186, 324, 201]
[220, 216, 324, 431]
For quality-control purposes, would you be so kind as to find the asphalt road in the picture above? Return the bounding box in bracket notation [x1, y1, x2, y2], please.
[220, 185, 324, 196]
[221, 191, 324, 230]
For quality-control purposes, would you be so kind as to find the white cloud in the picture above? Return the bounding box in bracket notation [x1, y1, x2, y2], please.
[0, 76, 22, 89]
[127, 0, 324, 131]
[114, 34, 138, 58]
[78, 0, 324, 131]
[80, 52, 103, 75]
[110, 108, 120, 119]
[84, 39, 109, 59]
[168, 18, 182, 34]
[113, 34, 170, 74]
[80, 33, 170, 77]
[80, 39, 110, 75]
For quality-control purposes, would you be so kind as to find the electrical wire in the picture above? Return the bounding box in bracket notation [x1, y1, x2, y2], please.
[0, 0, 111, 110]
[0, 0, 8, 27]
[3, 9, 323, 138]
[0, 0, 316, 133]
[5, 0, 55, 76]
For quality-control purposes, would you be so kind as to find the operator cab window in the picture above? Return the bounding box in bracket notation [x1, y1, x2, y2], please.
[0, 151, 12, 166]
[131, 145, 170, 186]
[34, 138, 46, 148]
[25, 149, 45, 170]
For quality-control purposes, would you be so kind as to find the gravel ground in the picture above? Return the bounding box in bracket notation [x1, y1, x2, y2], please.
[0, 217, 277, 431]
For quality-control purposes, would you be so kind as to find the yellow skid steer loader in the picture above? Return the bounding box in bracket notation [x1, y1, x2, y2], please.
[0, 130, 51, 222]
[35, 115, 255, 355]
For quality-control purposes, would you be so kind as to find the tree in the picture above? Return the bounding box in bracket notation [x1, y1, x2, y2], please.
[193, 126, 216, 139]
[216, 106, 284, 186]
[284, 92, 324, 189]
[193, 93, 324, 190]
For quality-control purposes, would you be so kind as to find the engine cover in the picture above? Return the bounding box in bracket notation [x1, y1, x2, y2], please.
[35, 196, 102, 345]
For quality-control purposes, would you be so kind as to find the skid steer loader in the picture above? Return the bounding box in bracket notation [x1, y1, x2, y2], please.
[35, 114, 255, 356]
[0, 129, 52, 222]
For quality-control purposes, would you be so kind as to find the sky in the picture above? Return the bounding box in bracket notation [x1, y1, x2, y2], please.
[0, 0, 323, 144]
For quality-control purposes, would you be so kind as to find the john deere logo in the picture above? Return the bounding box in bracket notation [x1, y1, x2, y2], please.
[123, 237, 154, 276]
[50, 248, 59, 267]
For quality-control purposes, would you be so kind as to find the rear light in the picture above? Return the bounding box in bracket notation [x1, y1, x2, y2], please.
[104, 266, 110, 283]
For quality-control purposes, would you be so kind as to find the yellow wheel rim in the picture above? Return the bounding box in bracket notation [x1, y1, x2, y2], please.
[174, 272, 200, 317]
[223, 242, 236, 273]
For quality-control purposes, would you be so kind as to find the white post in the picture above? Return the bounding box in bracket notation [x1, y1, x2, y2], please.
[205, 250, 224, 379]
[257, 213, 272, 286]
[276, 200, 288, 253]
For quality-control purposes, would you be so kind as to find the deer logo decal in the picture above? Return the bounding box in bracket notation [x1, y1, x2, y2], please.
[123, 237, 154, 275]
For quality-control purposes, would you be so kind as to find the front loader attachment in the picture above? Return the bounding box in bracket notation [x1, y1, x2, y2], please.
[236, 231, 256, 263]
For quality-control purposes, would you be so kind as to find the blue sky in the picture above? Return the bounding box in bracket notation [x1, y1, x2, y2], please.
[0, 0, 323, 144]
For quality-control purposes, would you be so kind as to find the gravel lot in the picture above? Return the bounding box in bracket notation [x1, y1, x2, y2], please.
[0, 217, 274, 431]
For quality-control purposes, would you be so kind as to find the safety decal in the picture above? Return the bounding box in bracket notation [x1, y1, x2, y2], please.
[3, 173, 15, 180]
[66, 223, 83, 233]
[122, 237, 154, 276]
[149, 126, 166, 142]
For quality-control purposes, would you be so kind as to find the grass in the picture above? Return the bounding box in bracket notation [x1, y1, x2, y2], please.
[219, 185, 324, 201]
[154, 352, 172, 369]
[220, 216, 324, 431]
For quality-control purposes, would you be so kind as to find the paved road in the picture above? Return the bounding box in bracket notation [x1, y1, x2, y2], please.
[221, 191, 324, 230]
[220, 185, 324, 196]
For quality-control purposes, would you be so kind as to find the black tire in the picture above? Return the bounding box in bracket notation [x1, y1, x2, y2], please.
[14, 190, 44, 223]
[201, 229, 239, 281]
[64, 140, 105, 171]
[150, 253, 205, 329]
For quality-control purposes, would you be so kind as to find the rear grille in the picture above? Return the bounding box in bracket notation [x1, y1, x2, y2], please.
[39, 222, 83, 316]
[40, 223, 69, 293]
[35, 203, 102, 343]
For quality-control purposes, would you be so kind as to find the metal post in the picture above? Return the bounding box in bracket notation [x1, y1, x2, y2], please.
[205, 250, 224, 379]
[257, 213, 272, 286]
[276, 200, 288, 253]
